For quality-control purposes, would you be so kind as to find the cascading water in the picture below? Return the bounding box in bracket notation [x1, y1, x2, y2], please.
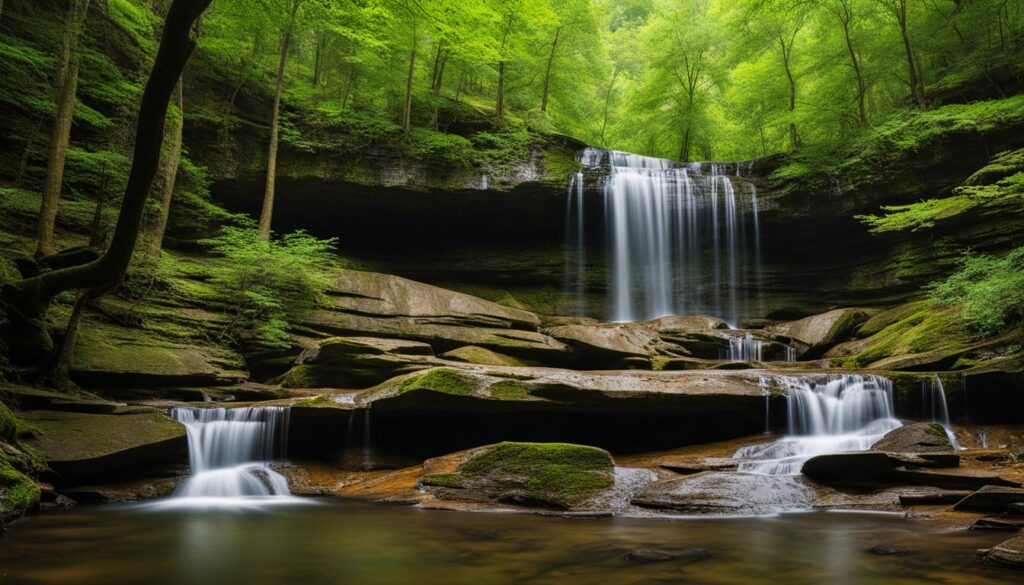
[565, 148, 762, 324]
[726, 333, 797, 362]
[923, 377, 962, 449]
[734, 375, 902, 476]
[159, 407, 298, 506]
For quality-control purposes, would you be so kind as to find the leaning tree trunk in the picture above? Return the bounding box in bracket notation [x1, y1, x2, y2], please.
[402, 24, 417, 135]
[1, 0, 214, 366]
[540, 27, 561, 114]
[895, 4, 926, 108]
[258, 0, 301, 240]
[143, 81, 184, 257]
[36, 0, 91, 258]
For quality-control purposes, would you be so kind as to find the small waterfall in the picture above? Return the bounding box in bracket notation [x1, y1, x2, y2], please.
[923, 377, 962, 449]
[568, 149, 762, 324]
[734, 375, 902, 475]
[564, 171, 586, 313]
[728, 333, 763, 361]
[165, 407, 296, 504]
[726, 333, 796, 362]
[760, 376, 771, 434]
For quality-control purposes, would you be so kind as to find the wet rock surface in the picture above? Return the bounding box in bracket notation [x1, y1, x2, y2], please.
[632, 472, 817, 515]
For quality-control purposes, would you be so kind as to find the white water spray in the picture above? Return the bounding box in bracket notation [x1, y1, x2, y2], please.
[734, 375, 902, 475]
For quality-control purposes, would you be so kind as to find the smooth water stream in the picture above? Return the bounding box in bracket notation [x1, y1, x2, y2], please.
[0, 502, 1016, 584]
[735, 375, 902, 475]
[153, 407, 300, 508]
[924, 377, 963, 450]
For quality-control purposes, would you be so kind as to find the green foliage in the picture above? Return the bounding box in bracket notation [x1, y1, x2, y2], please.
[200, 226, 338, 347]
[927, 247, 1024, 337]
[0, 453, 40, 525]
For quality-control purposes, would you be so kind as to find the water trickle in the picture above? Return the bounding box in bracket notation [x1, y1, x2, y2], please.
[165, 407, 295, 504]
[734, 375, 902, 475]
[567, 149, 762, 324]
[923, 377, 962, 450]
[564, 171, 586, 313]
[760, 376, 771, 434]
[726, 333, 796, 362]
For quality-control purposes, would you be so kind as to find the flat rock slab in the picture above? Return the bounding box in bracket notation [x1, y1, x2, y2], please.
[971, 516, 1024, 531]
[977, 535, 1024, 569]
[955, 486, 1024, 513]
[632, 471, 817, 515]
[21, 409, 187, 484]
[72, 322, 247, 388]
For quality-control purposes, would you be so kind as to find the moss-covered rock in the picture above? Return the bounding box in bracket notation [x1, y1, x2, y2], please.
[398, 368, 478, 396]
[439, 346, 530, 367]
[0, 453, 40, 525]
[20, 409, 187, 484]
[421, 442, 614, 509]
[282, 336, 436, 389]
[0, 402, 16, 444]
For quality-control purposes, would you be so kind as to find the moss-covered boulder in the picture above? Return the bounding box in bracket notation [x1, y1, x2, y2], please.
[420, 442, 615, 509]
[439, 346, 530, 367]
[0, 454, 40, 525]
[71, 322, 247, 388]
[20, 409, 187, 484]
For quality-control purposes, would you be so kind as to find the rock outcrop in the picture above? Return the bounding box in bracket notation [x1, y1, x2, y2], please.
[632, 472, 817, 515]
[870, 423, 954, 453]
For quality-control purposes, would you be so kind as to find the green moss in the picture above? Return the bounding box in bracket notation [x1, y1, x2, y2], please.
[397, 368, 477, 396]
[487, 380, 531, 401]
[440, 346, 529, 367]
[458, 442, 614, 507]
[0, 454, 40, 525]
[840, 304, 971, 368]
[924, 422, 950, 441]
[420, 473, 464, 489]
[0, 402, 16, 444]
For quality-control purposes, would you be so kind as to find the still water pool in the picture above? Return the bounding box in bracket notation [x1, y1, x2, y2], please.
[0, 500, 1018, 584]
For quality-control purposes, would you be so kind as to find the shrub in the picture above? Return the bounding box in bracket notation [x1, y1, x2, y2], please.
[927, 247, 1024, 337]
[200, 226, 338, 346]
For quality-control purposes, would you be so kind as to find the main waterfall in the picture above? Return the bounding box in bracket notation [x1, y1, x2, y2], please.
[734, 375, 902, 476]
[153, 407, 300, 508]
[565, 149, 762, 324]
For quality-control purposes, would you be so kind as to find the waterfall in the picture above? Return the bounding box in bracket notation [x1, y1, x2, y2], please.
[726, 333, 796, 362]
[568, 149, 762, 324]
[163, 407, 296, 504]
[923, 377, 962, 449]
[564, 171, 586, 313]
[728, 333, 763, 361]
[734, 375, 902, 475]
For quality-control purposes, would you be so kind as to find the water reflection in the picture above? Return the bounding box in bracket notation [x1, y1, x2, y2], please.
[0, 500, 1018, 585]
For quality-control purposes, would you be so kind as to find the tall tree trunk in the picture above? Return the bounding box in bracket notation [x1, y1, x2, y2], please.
[144, 81, 184, 257]
[599, 66, 619, 147]
[430, 40, 444, 92]
[258, 0, 301, 240]
[839, 17, 868, 126]
[779, 35, 801, 149]
[495, 61, 505, 118]
[540, 26, 561, 113]
[36, 0, 91, 258]
[434, 51, 447, 96]
[402, 24, 417, 135]
[3, 0, 212, 366]
[312, 29, 324, 87]
[895, 1, 926, 108]
[679, 126, 691, 162]
[341, 67, 357, 110]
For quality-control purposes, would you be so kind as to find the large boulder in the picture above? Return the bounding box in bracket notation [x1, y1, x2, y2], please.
[282, 337, 437, 389]
[0, 454, 39, 525]
[871, 423, 954, 453]
[543, 323, 658, 367]
[632, 472, 817, 515]
[419, 442, 616, 510]
[20, 409, 187, 484]
[770, 308, 872, 357]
